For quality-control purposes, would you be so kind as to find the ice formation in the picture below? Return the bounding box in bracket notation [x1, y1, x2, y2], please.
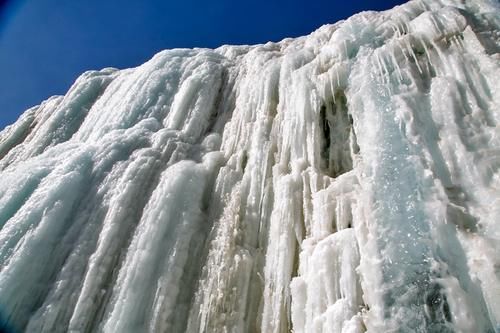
[1, 0, 500, 332]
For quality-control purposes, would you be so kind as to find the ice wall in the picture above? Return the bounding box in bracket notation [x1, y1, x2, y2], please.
[0, 0, 499, 332]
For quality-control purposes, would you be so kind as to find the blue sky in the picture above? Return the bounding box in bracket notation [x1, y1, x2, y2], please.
[0, 0, 407, 130]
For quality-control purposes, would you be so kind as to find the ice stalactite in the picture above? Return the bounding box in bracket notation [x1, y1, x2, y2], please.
[0, 0, 500, 332]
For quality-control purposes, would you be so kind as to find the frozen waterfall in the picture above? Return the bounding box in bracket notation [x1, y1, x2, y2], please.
[1, 0, 500, 332]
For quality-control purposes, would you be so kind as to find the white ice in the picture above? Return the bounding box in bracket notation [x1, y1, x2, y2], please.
[0, 0, 499, 332]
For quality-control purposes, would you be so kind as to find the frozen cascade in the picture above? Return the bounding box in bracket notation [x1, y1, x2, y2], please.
[1, 0, 500, 332]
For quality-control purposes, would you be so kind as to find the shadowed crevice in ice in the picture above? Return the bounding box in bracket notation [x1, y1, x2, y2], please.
[319, 89, 358, 178]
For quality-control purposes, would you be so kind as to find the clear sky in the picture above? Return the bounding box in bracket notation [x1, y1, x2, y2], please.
[0, 0, 407, 130]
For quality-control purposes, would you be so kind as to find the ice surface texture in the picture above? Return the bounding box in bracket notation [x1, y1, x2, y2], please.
[1, 0, 500, 332]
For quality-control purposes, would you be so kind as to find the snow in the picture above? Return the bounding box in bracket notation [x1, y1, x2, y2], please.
[0, 0, 500, 332]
